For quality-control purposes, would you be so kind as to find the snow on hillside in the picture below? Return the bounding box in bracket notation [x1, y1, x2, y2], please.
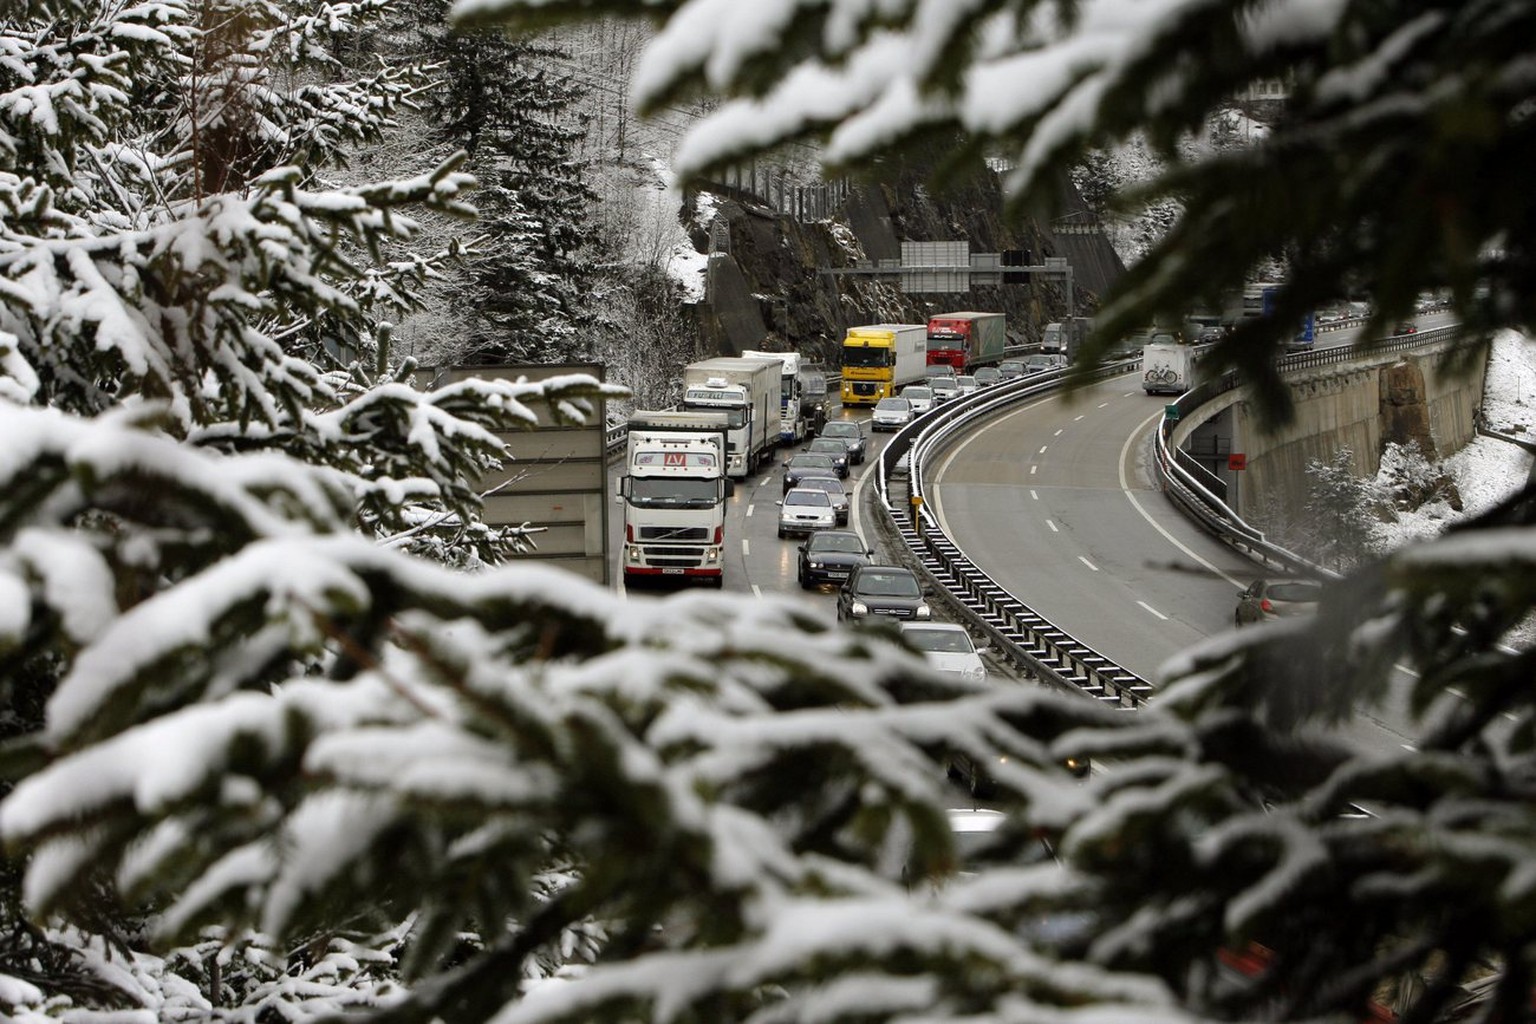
[1372, 330, 1535, 549]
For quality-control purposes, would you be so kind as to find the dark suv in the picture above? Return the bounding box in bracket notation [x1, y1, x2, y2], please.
[837, 565, 932, 622]
[818, 420, 867, 464]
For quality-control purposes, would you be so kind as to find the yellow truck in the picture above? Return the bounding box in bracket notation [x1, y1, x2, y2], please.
[839, 324, 927, 406]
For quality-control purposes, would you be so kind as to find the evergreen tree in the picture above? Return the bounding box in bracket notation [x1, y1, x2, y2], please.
[0, 0, 611, 1016]
[437, 2, 1536, 1021]
[415, 5, 597, 364]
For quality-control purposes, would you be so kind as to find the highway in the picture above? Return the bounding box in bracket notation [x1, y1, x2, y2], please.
[614, 313, 1461, 758]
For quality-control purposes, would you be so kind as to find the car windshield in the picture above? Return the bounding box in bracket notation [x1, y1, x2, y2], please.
[802, 479, 845, 498]
[790, 455, 834, 469]
[858, 571, 920, 597]
[1000, 362, 1023, 375]
[822, 423, 860, 438]
[809, 441, 845, 456]
[957, 376, 976, 387]
[810, 533, 864, 554]
[876, 398, 910, 412]
[906, 387, 932, 401]
[785, 490, 830, 507]
[903, 627, 973, 653]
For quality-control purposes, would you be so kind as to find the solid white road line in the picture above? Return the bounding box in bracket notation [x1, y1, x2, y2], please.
[1117, 408, 1243, 588]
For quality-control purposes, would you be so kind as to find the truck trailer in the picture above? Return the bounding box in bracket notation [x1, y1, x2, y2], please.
[926, 312, 1007, 370]
[619, 410, 729, 587]
[839, 324, 927, 406]
[681, 357, 780, 478]
[740, 349, 808, 444]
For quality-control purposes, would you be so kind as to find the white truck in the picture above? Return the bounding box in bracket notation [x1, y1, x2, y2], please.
[740, 348, 808, 444]
[618, 410, 729, 588]
[1141, 341, 1195, 395]
[681, 357, 780, 478]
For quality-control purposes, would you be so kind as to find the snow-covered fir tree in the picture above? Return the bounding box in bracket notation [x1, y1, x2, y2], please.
[409, 5, 597, 364]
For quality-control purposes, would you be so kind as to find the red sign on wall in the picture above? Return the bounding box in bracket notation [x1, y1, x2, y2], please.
[1228, 453, 1248, 471]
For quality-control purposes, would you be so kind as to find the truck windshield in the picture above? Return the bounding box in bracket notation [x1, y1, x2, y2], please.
[629, 478, 720, 507]
[682, 403, 746, 428]
[801, 372, 827, 397]
[841, 347, 890, 369]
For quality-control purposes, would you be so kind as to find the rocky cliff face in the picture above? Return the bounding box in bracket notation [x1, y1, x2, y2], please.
[685, 164, 1122, 369]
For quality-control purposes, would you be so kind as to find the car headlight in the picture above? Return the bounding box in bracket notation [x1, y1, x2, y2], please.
[963, 664, 986, 681]
[851, 601, 868, 616]
[809, 560, 824, 570]
[916, 604, 931, 619]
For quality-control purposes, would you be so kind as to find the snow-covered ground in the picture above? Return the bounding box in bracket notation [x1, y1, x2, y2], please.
[1371, 329, 1535, 549]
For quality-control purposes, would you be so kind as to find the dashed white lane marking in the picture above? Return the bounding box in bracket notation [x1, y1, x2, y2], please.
[1138, 600, 1169, 620]
[1079, 556, 1099, 571]
[1097, 402, 1110, 409]
[746, 504, 754, 517]
[752, 584, 763, 597]
[1054, 429, 1064, 437]
[1046, 520, 1059, 533]
[1123, 391, 1137, 397]
[1038, 445, 1048, 454]
[741, 539, 750, 557]
[1030, 490, 1038, 500]
[1030, 465, 1038, 475]
[1074, 415, 1085, 421]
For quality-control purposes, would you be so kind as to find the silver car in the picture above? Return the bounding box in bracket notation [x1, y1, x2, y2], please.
[871, 396, 914, 431]
[777, 488, 836, 538]
[903, 385, 935, 414]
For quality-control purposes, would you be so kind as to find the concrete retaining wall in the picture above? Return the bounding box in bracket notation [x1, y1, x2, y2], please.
[1229, 340, 1484, 519]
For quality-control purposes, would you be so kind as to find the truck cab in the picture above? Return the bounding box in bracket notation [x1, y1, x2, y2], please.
[620, 411, 729, 587]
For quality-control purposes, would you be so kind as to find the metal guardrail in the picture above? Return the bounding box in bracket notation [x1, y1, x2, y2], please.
[1150, 325, 1460, 580]
[873, 365, 1157, 708]
[873, 325, 1460, 708]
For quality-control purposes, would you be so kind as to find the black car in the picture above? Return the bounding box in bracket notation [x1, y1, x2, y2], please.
[836, 565, 932, 622]
[804, 437, 851, 477]
[818, 420, 867, 464]
[797, 529, 872, 588]
[947, 750, 1092, 798]
[783, 453, 838, 493]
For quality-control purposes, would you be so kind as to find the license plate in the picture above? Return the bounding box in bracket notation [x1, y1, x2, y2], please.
[662, 568, 684, 575]
[826, 571, 849, 579]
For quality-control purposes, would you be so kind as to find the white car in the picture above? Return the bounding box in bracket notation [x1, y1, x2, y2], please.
[955, 374, 978, 396]
[903, 385, 935, 414]
[871, 396, 914, 431]
[777, 488, 836, 538]
[929, 377, 961, 403]
[900, 621, 987, 681]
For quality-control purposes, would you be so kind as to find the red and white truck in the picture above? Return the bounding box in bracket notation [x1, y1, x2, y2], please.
[618, 410, 729, 588]
[926, 312, 1007, 371]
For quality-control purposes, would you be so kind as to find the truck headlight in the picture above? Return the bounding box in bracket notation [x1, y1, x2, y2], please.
[627, 546, 642, 560]
[705, 548, 719, 563]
